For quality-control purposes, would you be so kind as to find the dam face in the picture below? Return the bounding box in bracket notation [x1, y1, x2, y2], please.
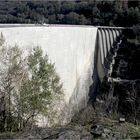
[0, 24, 123, 126]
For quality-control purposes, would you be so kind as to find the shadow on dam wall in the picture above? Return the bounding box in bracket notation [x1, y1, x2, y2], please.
[88, 27, 124, 104]
[67, 53, 94, 113]
[62, 27, 124, 122]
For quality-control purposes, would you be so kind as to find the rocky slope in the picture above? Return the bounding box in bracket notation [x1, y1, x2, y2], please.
[1, 105, 140, 140]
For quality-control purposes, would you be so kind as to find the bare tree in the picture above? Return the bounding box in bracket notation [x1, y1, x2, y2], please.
[125, 82, 140, 125]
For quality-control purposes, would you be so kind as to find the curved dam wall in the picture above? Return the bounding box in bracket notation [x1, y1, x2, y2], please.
[96, 27, 123, 81]
[0, 24, 123, 126]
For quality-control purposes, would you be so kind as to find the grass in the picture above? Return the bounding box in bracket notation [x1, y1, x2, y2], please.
[97, 117, 140, 139]
[126, 123, 140, 138]
[0, 131, 16, 139]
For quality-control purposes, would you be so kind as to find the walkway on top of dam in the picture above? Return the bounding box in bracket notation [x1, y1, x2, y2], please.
[0, 24, 125, 29]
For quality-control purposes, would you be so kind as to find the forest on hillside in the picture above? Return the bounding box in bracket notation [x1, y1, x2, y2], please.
[0, 0, 140, 27]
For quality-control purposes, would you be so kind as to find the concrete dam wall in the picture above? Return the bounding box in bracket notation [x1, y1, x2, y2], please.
[0, 24, 123, 126]
[97, 27, 123, 80]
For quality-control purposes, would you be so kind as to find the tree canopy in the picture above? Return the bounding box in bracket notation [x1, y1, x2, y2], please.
[0, 0, 139, 27]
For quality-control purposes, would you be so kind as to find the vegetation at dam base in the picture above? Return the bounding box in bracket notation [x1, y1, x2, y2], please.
[0, 34, 63, 133]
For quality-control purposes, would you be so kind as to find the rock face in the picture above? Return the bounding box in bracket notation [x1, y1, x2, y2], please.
[112, 37, 140, 80]
[9, 113, 139, 140]
[0, 97, 140, 140]
[98, 29, 140, 123]
[14, 126, 93, 140]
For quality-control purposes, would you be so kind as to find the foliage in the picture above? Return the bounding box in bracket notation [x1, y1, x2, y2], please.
[0, 0, 140, 27]
[20, 47, 63, 126]
[0, 35, 63, 132]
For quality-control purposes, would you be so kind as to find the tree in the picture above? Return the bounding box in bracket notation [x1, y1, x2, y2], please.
[61, 1, 75, 14]
[0, 35, 63, 132]
[0, 33, 26, 131]
[20, 47, 63, 127]
[79, 14, 89, 25]
[125, 82, 140, 124]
